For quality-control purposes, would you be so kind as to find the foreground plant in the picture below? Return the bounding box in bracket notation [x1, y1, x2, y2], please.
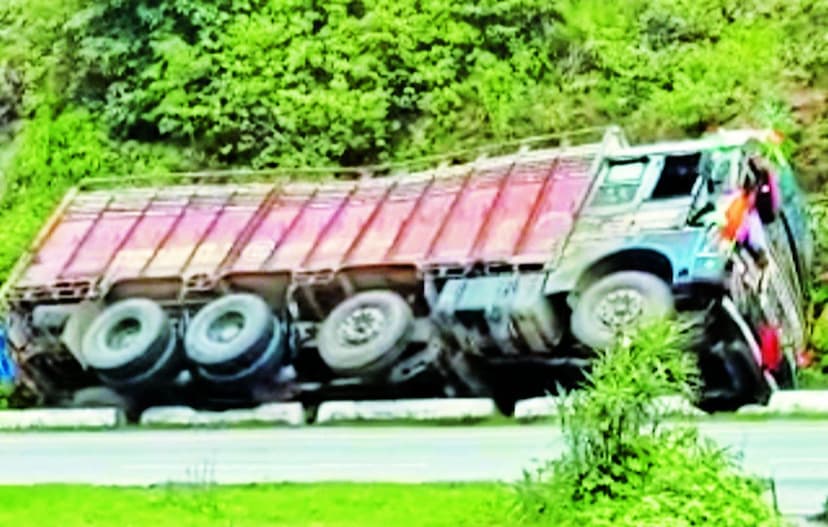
[0, 383, 10, 409]
[514, 317, 787, 527]
[813, 495, 828, 524]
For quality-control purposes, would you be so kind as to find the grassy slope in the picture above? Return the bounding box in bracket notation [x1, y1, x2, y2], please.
[0, 483, 519, 527]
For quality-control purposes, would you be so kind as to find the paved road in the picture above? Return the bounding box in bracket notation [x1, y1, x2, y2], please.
[1, 421, 826, 515]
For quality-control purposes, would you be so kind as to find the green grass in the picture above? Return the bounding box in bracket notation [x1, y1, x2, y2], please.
[0, 483, 522, 527]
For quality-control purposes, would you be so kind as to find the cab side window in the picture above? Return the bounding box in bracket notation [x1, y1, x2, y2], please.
[649, 153, 701, 199]
[590, 159, 647, 207]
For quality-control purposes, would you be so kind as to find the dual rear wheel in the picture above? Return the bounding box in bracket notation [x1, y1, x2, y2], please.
[80, 298, 180, 389]
[80, 294, 286, 398]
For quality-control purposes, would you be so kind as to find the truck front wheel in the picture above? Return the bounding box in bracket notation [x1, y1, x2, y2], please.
[318, 290, 413, 377]
[698, 340, 770, 412]
[570, 271, 674, 349]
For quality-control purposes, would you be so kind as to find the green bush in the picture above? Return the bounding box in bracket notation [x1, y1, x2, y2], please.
[0, 103, 192, 282]
[814, 496, 828, 524]
[57, 0, 580, 168]
[25, 0, 823, 170]
[0, 383, 11, 409]
[513, 318, 785, 527]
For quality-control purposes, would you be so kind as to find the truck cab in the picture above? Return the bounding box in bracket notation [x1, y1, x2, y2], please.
[555, 131, 810, 406]
[435, 130, 810, 411]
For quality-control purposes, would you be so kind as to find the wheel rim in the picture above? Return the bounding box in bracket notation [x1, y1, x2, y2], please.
[106, 318, 142, 350]
[596, 288, 644, 329]
[338, 306, 386, 346]
[207, 311, 246, 343]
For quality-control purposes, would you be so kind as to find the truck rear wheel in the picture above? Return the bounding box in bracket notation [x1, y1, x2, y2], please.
[185, 293, 285, 384]
[318, 290, 413, 377]
[570, 271, 674, 349]
[81, 298, 180, 387]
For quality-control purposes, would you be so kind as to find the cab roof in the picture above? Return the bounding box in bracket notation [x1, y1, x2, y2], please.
[604, 129, 770, 160]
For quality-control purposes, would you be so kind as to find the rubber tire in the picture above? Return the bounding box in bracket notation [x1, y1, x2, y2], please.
[570, 271, 674, 350]
[82, 298, 171, 378]
[196, 321, 285, 385]
[185, 294, 275, 368]
[699, 340, 770, 412]
[99, 328, 181, 388]
[317, 290, 413, 377]
[773, 354, 797, 390]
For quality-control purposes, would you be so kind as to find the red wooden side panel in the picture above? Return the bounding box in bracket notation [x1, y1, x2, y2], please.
[13, 143, 602, 296]
[303, 181, 392, 270]
[342, 179, 425, 266]
[184, 191, 264, 276]
[475, 161, 549, 260]
[427, 166, 506, 263]
[264, 188, 348, 272]
[107, 206, 181, 280]
[389, 173, 466, 263]
[231, 188, 312, 273]
[18, 217, 97, 287]
[512, 156, 595, 263]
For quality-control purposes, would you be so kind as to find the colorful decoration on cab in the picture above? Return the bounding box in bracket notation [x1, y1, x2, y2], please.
[709, 129, 785, 267]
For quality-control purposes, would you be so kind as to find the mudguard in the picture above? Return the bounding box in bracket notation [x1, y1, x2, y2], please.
[544, 229, 714, 297]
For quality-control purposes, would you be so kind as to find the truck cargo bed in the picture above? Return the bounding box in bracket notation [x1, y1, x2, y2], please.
[7, 143, 605, 304]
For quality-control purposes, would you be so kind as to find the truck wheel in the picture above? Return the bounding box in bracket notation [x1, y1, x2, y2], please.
[318, 290, 413, 377]
[185, 294, 284, 383]
[699, 340, 770, 412]
[82, 298, 174, 383]
[570, 271, 674, 349]
[772, 354, 797, 390]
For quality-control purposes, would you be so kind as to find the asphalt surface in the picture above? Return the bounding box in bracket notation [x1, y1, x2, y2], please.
[0, 421, 826, 516]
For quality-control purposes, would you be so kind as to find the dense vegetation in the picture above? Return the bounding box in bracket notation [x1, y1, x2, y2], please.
[514, 319, 786, 526]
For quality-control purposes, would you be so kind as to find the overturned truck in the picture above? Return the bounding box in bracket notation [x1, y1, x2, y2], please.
[0, 127, 813, 417]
